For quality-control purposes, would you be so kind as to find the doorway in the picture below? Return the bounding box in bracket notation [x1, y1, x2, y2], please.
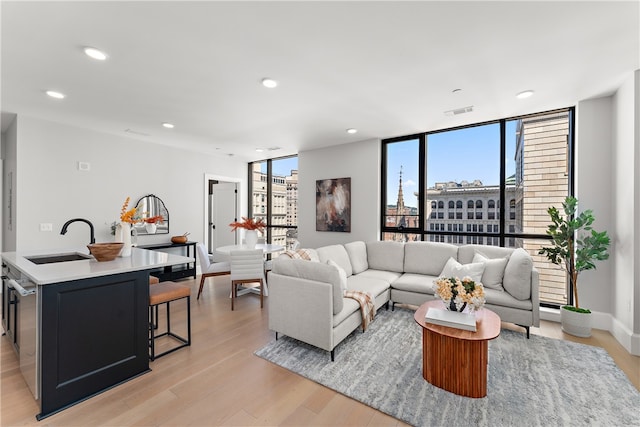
[205, 176, 239, 256]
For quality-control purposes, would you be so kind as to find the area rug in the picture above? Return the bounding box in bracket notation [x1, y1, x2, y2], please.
[255, 307, 640, 427]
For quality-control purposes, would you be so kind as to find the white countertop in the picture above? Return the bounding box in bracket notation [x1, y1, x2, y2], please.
[1, 247, 194, 285]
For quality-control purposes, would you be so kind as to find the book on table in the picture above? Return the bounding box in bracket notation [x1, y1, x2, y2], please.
[425, 307, 477, 332]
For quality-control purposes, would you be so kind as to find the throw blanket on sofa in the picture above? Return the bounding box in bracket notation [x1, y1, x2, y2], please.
[344, 290, 375, 331]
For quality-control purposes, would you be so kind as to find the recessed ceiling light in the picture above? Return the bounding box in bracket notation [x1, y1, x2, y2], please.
[162, 122, 175, 129]
[516, 90, 534, 99]
[46, 90, 65, 99]
[261, 78, 278, 88]
[83, 47, 108, 61]
[346, 128, 358, 134]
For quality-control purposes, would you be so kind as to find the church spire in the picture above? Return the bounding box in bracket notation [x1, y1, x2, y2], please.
[396, 166, 406, 227]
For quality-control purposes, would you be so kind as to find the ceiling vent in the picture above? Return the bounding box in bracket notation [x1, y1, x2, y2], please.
[444, 106, 474, 116]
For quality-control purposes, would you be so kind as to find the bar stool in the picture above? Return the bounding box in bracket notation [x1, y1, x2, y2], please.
[149, 281, 191, 360]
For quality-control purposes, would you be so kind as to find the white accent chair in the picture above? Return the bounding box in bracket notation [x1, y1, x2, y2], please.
[196, 243, 231, 300]
[230, 249, 266, 310]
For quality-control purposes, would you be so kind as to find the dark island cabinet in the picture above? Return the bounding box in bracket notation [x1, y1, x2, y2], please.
[38, 270, 150, 420]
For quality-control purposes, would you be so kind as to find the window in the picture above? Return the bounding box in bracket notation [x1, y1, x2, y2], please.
[381, 108, 573, 306]
[249, 156, 298, 248]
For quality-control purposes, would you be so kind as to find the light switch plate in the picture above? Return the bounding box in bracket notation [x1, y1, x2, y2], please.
[40, 223, 53, 232]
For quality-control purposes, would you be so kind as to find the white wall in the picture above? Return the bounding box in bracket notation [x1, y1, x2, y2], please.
[298, 138, 380, 248]
[611, 70, 640, 353]
[575, 97, 613, 315]
[9, 116, 246, 251]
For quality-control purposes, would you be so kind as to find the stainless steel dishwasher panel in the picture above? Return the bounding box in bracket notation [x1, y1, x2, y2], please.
[12, 279, 39, 400]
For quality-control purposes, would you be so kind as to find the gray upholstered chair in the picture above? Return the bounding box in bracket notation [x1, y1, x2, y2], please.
[196, 243, 231, 300]
[230, 249, 265, 310]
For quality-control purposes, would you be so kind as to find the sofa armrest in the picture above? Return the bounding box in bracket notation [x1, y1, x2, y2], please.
[267, 272, 337, 352]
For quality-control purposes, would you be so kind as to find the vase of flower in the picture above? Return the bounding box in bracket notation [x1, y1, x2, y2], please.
[145, 223, 157, 234]
[229, 217, 266, 248]
[449, 300, 468, 312]
[244, 229, 258, 248]
[433, 276, 485, 313]
[119, 222, 132, 257]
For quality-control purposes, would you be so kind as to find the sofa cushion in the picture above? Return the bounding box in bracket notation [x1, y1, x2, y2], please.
[366, 241, 405, 273]
[439, 257, 485, 283]
[272, 259, 344, 314]
[472, 252, 508, 291]
[317, 244, 353, 277]
[503, 248, 533, 300]
[484, 288, 533, 310]
[347, 275, 391, 298]
[404, 241, 458, 276]
[327, 259, 348, 292]
[332, 298, 360, 327]
[457, 244, 514, 265]
[391, 273, 438, 295]
[356, 269, 403, 284]
[344, 241, 368, 274]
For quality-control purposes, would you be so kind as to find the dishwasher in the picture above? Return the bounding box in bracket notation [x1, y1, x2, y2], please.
[4, 264, 39, 400]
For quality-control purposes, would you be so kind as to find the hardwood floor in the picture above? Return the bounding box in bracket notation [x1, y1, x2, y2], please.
[2, 275, 638, 426]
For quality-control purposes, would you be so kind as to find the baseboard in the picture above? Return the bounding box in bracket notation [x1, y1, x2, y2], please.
[540, 307, 638, 356]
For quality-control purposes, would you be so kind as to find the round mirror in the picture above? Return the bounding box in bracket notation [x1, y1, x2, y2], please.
[134, 194, 169, 235]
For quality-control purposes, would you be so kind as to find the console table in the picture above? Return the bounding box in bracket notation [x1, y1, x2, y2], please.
[138, 241, 197, 281]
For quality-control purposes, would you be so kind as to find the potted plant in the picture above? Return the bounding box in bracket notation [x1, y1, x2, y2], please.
[229, 217, 266, 248]
[143, 215, 164, 234]
[539, 196, 610, 337]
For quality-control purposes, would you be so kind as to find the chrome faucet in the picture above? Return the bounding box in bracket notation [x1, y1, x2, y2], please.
[60, 218, 96, 244]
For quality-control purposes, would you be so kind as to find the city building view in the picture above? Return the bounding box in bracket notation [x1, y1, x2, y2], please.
[384, 110, 570, 305]
[251, 161, 299, 250]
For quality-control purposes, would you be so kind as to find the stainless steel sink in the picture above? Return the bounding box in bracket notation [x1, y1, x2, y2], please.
[26, 253, 92, 265]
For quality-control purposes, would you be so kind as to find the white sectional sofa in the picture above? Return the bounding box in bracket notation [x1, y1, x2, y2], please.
[268, 240, 539, 360]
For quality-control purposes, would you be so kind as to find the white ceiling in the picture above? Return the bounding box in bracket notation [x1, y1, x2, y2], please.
[1, 1, 638, 162]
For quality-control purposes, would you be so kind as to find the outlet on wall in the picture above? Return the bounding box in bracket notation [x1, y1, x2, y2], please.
[40, 223, 53, 232]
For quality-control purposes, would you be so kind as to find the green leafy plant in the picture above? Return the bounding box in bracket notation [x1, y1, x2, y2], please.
[539, 196, 610, 310]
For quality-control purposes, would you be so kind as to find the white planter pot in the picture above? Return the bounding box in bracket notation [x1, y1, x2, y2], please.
[145, 223, 157, 234]
[561, 307, 592, 338]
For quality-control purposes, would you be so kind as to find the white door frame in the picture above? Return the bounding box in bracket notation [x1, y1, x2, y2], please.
[203, 173, 242, 253]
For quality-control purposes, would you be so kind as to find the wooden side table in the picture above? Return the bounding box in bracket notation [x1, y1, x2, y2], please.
[414, 300, 501, 398]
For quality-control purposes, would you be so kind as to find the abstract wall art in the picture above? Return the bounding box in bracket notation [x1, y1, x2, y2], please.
[316, 177, 351, 232]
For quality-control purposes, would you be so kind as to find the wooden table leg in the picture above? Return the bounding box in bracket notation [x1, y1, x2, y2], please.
[423, 328, 489, 398]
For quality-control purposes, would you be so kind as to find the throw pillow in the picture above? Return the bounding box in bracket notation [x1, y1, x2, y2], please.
[327, 259, 348, 291]
[472, 252, 508, 291]
[438, 256, 485, 283]
[281, 248, 315, 261]
[503, 248, 533, 300]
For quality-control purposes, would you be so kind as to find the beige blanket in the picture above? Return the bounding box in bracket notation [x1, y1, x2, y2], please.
[344, 290, 375, 331]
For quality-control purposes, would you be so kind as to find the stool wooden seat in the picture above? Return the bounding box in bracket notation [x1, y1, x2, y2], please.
[149, 276, 160, 285]
[149, 281, 191, 360]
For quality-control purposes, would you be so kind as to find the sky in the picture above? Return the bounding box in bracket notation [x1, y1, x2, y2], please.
[260, 156, 298, 177]
[386, 121, 517, 208]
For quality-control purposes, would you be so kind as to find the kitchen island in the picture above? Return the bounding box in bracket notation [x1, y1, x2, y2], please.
[1, 247, 193, 420]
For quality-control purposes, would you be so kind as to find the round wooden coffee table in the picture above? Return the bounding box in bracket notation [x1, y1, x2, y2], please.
[414, 300, 501, 398]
